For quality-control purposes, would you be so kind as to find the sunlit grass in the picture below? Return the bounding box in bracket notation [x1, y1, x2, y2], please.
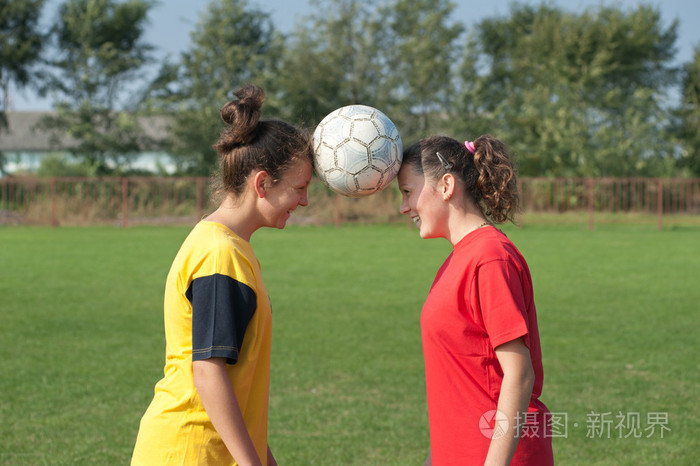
[0, 223, 697, 464]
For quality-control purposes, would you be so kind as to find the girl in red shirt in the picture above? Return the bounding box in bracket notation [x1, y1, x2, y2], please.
[397, 135, 553, 465]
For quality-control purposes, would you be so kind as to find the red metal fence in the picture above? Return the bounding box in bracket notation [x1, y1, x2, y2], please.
[0, 177, 207, 227]
[519, 177, 700, 229]
[1, 176, 698, 229]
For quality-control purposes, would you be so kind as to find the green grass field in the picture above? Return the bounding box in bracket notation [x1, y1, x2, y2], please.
[1, 222, 697, 465]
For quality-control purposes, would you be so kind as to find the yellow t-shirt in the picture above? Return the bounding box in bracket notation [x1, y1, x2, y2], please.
[132, 221, 272, 465]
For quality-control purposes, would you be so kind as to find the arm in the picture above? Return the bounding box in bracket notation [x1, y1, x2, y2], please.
[193, 358, 262, 466]
[484, 337, 535, 466]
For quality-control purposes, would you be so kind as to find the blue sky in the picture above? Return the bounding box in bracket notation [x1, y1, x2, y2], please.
[10, 0, 700, 110]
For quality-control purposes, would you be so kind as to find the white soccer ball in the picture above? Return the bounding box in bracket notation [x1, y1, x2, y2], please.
[312, 104, 403, 197]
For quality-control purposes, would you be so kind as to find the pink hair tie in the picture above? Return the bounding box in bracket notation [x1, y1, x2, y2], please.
[465, 141, 476, 154]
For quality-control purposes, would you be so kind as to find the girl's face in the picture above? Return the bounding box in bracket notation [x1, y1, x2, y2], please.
[263, 158, 312, 229]
[397, 163, 446, 239]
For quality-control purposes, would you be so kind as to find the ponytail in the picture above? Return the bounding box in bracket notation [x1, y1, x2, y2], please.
[471, 135, 519, 224]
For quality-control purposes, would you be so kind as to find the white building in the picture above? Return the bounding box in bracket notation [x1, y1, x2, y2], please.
[0, 111, 177, 175]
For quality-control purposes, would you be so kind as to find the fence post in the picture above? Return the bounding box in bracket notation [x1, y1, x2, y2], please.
[122, 178, 128, 228]
[51, 178, 58, 228]
[196, 177, 204, 221]
[587, 177, 594, 231]
[657, 178, 663, 231]
[334, 194, 341, 228]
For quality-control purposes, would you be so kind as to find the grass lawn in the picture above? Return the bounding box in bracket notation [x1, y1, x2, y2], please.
[0, 222, 697, 465]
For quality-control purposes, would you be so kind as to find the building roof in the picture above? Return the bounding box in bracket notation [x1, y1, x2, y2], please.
[0, 111, 172, 152]
[0, 112, 66, 151]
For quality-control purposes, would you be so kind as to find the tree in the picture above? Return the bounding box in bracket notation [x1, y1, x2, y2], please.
[383, 0, 463, 138]
[0, 0, 46, 174]
[675, 44, 700, 175]
[276, 0, 392, 126]
[39, 0, 155, 174]
[147, 0, 283, 174]
[278, 0, 463, 137]
[451, 3, 679, 177]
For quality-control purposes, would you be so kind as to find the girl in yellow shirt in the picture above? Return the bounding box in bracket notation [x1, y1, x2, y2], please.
[132, 84, 313, 466]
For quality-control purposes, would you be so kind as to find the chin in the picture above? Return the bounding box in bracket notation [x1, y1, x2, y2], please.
[419, 227, 442, 240]
[276, 213, 291, 229]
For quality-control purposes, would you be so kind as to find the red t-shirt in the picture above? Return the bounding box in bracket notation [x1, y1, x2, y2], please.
[421, 227, 553, 465]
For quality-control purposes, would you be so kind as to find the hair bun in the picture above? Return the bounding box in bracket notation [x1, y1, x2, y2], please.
[217, 84, 266, 149]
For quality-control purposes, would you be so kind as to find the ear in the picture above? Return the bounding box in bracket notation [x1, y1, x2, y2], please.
[253, 170, 269, 198]
[440, 173, 456, 201]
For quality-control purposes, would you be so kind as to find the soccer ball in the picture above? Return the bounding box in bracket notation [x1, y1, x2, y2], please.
[312, 105, 403, 197]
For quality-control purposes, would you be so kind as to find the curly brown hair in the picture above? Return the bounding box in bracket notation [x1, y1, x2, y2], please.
[402, 135, 519, 224]
[210, 84, 313, 202]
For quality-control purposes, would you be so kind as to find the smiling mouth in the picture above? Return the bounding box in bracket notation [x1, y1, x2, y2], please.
[412, 216, 420, 224]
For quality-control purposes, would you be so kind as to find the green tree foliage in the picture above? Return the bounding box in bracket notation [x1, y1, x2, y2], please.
[36, 153, 93, 176]
[277, 0, 391, 126]
[0, 0, 45, 116]
[452, 3, 679, 177]
[39, 0, 155, 174]
[146, 0, 283, 175]
[278, 0, 463, 137]
[675, 44, 700, 175]
[0, 0, 45, 174]
[383, 0, 463, 138]
[8, 0, 695, 179]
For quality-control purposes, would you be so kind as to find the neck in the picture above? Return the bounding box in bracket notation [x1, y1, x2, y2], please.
[443, 196, 490, 245]
[204, 194, 261, 242]
[447, 215, 490, 245]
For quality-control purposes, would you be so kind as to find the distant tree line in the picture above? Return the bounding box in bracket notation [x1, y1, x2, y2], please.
[1, 0, 699, 177]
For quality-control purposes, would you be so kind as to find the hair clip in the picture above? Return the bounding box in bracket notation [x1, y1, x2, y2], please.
[465, 141, 476, 154]
[436, 152, 453, 171]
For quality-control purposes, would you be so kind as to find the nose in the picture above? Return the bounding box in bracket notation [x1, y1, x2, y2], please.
[299, 189, 309, 207]
[399, 196, 409, 215]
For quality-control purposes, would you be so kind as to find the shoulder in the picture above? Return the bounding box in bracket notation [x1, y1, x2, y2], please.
[460, 227, 527, 271]
[177, 222, 259, 286]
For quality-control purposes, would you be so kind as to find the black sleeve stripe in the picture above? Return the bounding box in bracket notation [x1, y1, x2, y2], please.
[186, 273, 257, 365]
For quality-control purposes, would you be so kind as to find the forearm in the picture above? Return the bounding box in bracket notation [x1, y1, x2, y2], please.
[193, 359, 262, 466]
[484, 373, 534, 465]
[485, 338, 535, 466]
